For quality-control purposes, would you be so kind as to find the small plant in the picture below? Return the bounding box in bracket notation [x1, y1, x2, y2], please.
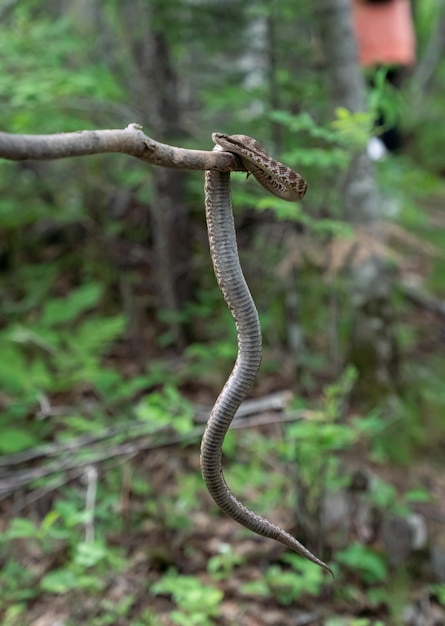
[335, 543, 387, 585]
[1, 604, 28, 626]
[280, 367, 358, 550]
[2, 499, 127, 598]
[431, 583, 445, 607]
[134, 383, 195, 435]
[207, 543, 244, 581]
[129, 610, 161, 626]
[151, 569, 223, 626]
[264, 553, 326, 605]
[0, 280, 127, 453]
[0, 560, 37, 605]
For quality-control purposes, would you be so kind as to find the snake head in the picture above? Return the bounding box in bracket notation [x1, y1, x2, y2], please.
[212, 132, 307, 202]
[212, 133, 267, 156]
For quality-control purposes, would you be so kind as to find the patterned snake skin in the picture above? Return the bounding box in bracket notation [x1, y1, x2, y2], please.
[201, 133, 332, 574]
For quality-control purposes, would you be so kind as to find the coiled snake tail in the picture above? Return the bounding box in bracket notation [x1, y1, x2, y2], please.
[201, 135, 332, 574]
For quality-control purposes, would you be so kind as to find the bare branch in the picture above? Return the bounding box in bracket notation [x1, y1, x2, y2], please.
[0, 123, 244, 172]
[0, 409, 310, 502]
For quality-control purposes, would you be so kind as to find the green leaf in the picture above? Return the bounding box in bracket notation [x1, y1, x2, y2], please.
[336, 543, 387, 584]
[6, 518, 39, 540]
[40, 511, 61, 534]
[40, 569, 79, 594]
[0, 428, 38, 453]
[239, 580, 270, 597]
[0, 343, 31, 393]
[40, 283, 103, 327]
[74, 541, 108, 568]
[404, 488, 432, 504]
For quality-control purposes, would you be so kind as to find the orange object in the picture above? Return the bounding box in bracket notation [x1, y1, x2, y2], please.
[352, 0, 416, 67]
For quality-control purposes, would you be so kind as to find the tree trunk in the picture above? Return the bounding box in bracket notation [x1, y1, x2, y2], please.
[144, 27, 190, 349]
[316, 0, 379, 223]
[119, 2, 191, 350]
[315, 0, 401, 403]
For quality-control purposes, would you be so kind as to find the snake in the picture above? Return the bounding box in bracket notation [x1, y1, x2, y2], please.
[201, 133, 332, 574]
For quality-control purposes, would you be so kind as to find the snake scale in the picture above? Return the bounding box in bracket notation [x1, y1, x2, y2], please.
[201, 133, 331, 574]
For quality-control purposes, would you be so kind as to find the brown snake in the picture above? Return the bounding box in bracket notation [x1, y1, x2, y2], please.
[201, 133, 332, 574]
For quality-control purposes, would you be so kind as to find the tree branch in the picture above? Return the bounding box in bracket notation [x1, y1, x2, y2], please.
[0, 123, 244, 172]
[0, 407, 311, 501]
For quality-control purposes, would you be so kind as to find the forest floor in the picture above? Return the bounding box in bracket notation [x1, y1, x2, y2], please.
[3, 184, 445, 625]
[4, 385, 445, 626]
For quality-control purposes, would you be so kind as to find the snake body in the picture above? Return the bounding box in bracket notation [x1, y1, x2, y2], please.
[201, 133, 331, 573]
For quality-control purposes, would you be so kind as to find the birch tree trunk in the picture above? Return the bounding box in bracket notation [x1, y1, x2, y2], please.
[315, 0, 401, 403]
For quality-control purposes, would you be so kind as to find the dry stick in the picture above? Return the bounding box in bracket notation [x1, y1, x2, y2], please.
[0, 421, 153, 468]
[84, 465, 98, 543]
[195, 390, 293, 422]
[0, 409, 315, 501]
[0, 392, 292, 468]
[0, 123, 243, 172]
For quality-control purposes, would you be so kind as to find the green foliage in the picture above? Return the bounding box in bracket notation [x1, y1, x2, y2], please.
[1, 1, 445, 624]
[365, 477, 432, 521]
[1, 498, 127, 600]
[1, 604, 28, 626]
[6, 512, 64, 551]
[0, 560, 37, 604]
[0, 428, 38, 454]
[431, 584, 445, 607]
[336, 543, 387, 585]
[40, 568, 104, 595]
[239, 553, 327, 605]
[207, 544, 244, 581]
[270, 108, 372, 162]
[152, 569, 223, 626]
[0, 5, 122, 132]
[265, 554, 326, 605]
[135, 384, 195, 435]
[331, 107, 374, 151]
[0, 279, 126, 452]
[282, 368, 358, 511]
[367, 68, 404, 134]
[185, 338, 236, 382]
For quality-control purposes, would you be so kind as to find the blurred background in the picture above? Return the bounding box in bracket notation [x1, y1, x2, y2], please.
[1, 0, 445, 624]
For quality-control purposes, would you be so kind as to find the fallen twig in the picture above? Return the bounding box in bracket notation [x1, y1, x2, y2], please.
[0, 397, 310, 502]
